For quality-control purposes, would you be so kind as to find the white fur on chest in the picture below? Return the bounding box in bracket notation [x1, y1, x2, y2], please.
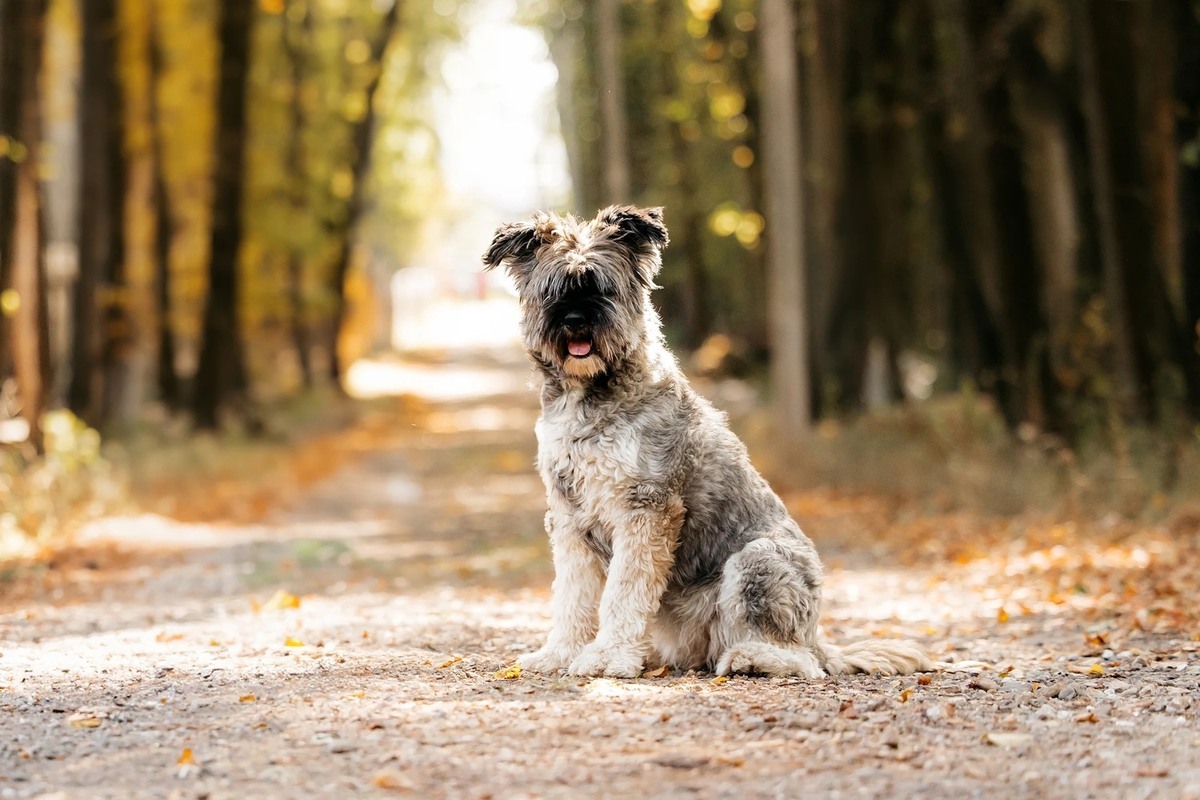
[536, 394, 643, 529]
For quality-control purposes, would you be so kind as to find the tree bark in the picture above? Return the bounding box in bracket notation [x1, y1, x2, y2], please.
[3, 0, 49, 451]
[70, 0, 125, 426]
[193, 0, 253, 429]
[326, 0, 401, 386]
[0, 0, 22, 385]
[759, 0, 811, 441]
[596, 0, 630, 203]
[147, 4, 181, 410]
[283, 0, 314, 389]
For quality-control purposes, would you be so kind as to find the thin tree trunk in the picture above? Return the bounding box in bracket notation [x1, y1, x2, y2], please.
[596, 0, 630, 203]
[797, 0, 844, 416]
[193, 0, 252, 429]
[0, 0, 22, 385]
[326, 0, 401, 386]
[70, 0, 124, 425]
[283, 0, 314, 389]
[6, 0, 49, 451]
[759, 0, 811, 441]
[147, 4, 180, 409]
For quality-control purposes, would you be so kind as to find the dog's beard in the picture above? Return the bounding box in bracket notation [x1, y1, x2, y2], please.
[560, 351, 606, 379]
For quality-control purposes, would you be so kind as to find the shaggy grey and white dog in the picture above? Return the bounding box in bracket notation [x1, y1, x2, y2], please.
[483, 205, 930, 678]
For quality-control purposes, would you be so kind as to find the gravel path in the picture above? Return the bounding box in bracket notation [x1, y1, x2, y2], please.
[2, 350, 1197, 799]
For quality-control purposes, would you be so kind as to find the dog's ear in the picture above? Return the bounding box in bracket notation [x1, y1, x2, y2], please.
[482, 220, 547, 283]
[598, 205, 670, 253]
[599, 205, 669, 288]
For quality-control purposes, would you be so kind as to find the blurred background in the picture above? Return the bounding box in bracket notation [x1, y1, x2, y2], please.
[2, 0, 1200, 540]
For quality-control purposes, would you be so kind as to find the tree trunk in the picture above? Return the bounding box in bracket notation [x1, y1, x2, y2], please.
[1006, 13, 1080, 426]
[283, 1, 314, 389]
[193, 0, 253, 429]
[596, 0, 630, 203]
[148, 5, 181, 410]
[759, 0, 811, 441]
[70, 0, 125, 426]
[1077, 2, 1196, 422]
[797, 0, 845, 416]
[3, 0, 49, 451]
[326, 0, 401, 386]
[0, 0, 22, 385]
[1180, 0, 1200, 388]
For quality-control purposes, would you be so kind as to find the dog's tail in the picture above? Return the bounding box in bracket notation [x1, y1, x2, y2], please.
[817, 637, 932, 676]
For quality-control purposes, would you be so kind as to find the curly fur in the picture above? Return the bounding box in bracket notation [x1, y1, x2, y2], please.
[483, 205, 932, 679]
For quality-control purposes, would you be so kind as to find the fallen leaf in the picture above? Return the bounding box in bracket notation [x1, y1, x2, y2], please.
[155, 631, 184, 643]
[917, 674, 932, 686]
[642, 664, 670, 678]
[284, 636, 304, 648]
[1088, 663, 1104, 675]
[997, 607, 1010, 624]
[709, 676, 729, 685]
[177, 748, 196, 766]
[436, 656, 463, 669]
[239, 694, 256, 703]
[493, 664, 523, 680]
[1135, 767, 1169, 778]
[263, 589, 301, 611]
[1074, 712, 1099, 724]
[67, 713, 102, 729]
[899, 687, 914, 702]
[983, 732, 1032, 748]
[372, 768, 415, 791]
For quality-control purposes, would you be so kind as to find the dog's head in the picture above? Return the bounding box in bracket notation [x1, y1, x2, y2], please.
[482, 205, 669, 384]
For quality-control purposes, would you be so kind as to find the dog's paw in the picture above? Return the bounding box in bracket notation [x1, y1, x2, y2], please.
[566, 643, 643, 678]
[516, 644, 579, 673]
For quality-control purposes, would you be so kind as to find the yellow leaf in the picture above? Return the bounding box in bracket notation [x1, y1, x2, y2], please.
[709, 675, 729, 685]
[1088, 663, 1104, 675]
[642, 664, 670, 678]
[997, 607, 1010, 624]
[436, 656, 463, 669]
[899, 687, 914, 703]
[67, 714, 101, 728]
[177, 748, 196, 766]
[493, 664, 523, 680]
[263, 589, 301, 611]
[284, 636, 304, 648]
[372, 769, 415, 791]
[239, 694, 256, 703]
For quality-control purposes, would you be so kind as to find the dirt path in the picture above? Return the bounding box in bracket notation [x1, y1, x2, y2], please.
[2, 348, 1198, 799]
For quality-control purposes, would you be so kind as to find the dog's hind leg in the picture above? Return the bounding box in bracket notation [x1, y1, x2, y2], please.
[711, 536, 829, 678]
[713, 534, 930, 677]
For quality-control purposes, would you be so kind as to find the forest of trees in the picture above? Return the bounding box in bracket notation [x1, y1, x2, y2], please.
[3, 0, 1200, 462]
[0, 0, 454, 451]
[541, 0, 1200, 449]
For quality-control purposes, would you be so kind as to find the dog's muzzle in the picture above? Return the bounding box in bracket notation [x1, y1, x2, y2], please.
[562, 310, 594, 358]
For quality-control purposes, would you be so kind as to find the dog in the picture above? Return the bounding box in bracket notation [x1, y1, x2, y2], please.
[483, 205, 931, 678]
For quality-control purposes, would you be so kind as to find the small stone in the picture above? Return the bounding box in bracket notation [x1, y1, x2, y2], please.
[968, 676, 999, 692]
[328, 739, 357, 754]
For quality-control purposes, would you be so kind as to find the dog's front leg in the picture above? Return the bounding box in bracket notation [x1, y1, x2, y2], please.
[517, 511, 605, 673]
[568, 500, 682, 678]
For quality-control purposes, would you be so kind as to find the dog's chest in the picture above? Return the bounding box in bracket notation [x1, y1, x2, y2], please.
[535, 404, 640, 523]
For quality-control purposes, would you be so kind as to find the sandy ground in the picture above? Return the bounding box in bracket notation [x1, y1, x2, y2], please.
[2, 347, 1198, 800]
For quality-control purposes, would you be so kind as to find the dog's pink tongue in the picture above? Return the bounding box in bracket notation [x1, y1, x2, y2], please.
[568, 340, 592, 357]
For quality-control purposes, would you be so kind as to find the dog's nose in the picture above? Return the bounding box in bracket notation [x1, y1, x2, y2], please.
[564, 310, 587, 327]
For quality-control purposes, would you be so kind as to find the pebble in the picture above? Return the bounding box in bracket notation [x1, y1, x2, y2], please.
[327, 739, 357, 754]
